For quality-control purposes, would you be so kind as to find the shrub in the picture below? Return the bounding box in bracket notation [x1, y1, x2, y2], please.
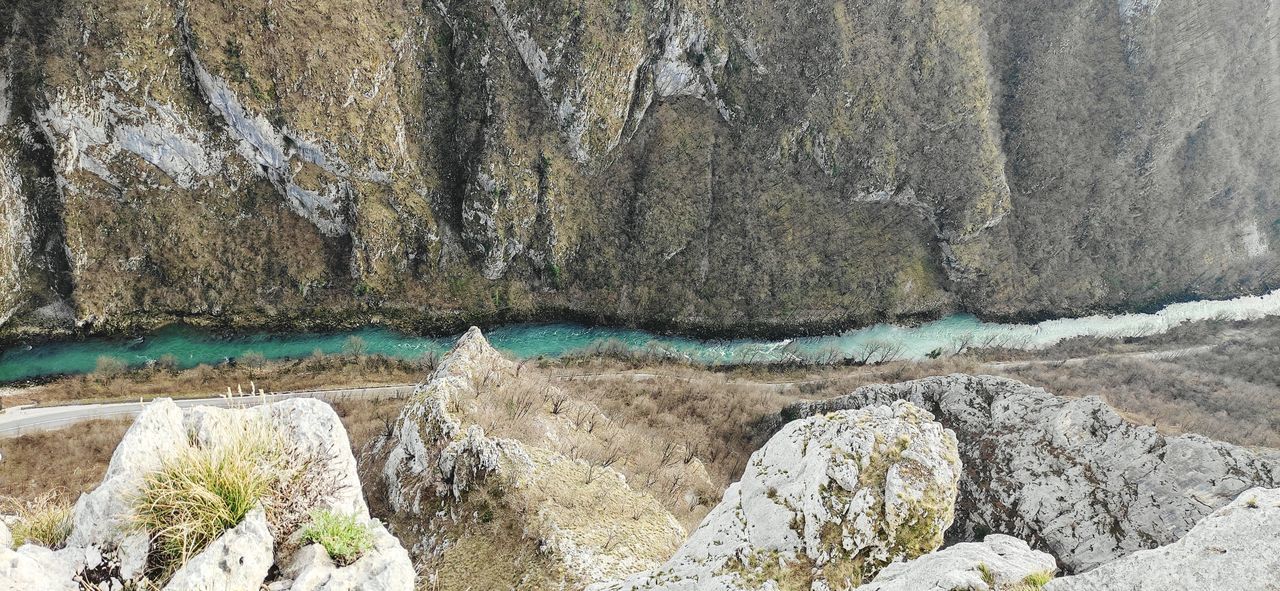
[94, 356, 128, 379]
[300, 510, 374, 566]
[155, 354, 180, 374]
[131, 422, 282, 579]
[343, 336, 367, 357]
[240, 351, 267, 369]
[8, 493, 73, 548]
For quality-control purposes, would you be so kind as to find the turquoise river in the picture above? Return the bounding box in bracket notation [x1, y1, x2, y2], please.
[2, 289, 1279, 383]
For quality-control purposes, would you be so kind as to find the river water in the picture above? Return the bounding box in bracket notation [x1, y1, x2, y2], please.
[2, 289, 1278, 383]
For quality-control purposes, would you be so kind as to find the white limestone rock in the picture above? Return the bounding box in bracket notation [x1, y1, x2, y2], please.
[283, 521, 414, 591]
[183, 398, 369, 518]
[0, 520, 10, 549]
[591, 400, 961, 591]
[1045, 487, 1280, 591]
[859, 534, 1057, 591]
[69, 397, 369, 553]
[379, 327, 513, 511]
[787, 375, 1280, 572]
[162, 508, 273, 591]
[0, 545, 80, 591]
[67, 397, 189, 550]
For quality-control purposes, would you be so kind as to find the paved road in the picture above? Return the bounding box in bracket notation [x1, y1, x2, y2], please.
[0, 384, 418, 438]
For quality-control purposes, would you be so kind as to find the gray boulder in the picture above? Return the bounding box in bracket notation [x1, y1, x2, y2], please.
[1045, 488, 1280, 591]
[857, 534, 1056, 591]
[785, 374, 1280, 572]
[0, 545, 79, 591]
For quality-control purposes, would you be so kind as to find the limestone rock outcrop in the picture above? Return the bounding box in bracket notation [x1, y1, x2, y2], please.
[784, 374, 1280, 572]
[0, 398, 414, 591]
[372, 327, 687, 590]
[857, 534, 1056, 591]
[1045, 487, 1280, 591]
[589, 400, 962, 591]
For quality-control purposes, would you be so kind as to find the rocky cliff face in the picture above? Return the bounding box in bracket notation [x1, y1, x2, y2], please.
[1, 0, 1277, 336]
[785, 374, 1280, 573]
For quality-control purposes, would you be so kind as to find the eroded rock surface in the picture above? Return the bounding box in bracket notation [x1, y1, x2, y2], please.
[858, 534, 1056, 591]
[0, 544, 79, 591]
[590, 400, 962, 591]
[1045, 487, 1280, 591]
[282, 525, 415, 591]
[785, 374, 1280, 572]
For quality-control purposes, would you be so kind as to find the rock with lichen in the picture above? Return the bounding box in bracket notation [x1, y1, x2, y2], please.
[371, 326, 687, 591]
[785, 374, 1280, 572]
[588, 400, 962, 591]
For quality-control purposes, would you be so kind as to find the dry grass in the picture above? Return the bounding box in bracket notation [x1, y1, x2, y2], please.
[4, 492, 73, 548]
[0, 418, 132, 501]
[439, 362, 738, 529]
[330, 398, 408, 456]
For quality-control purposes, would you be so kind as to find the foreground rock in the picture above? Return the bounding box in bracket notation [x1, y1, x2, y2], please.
[1045, 488, 1280, 590]
[282, 524, 414, 591]
[858, 534, 1056, 591]
[0, 545, 79, 591]
[590, 400, 961, 591]
[162, 508, 273, 591]
[0, 398, 413, 590]
[372, 327, 687, 590]
[785, 375, 1280, 572]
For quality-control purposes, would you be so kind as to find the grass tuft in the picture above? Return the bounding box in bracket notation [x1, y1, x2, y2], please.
[1019, 569, 1055, 589]
[977, 562, 996, 587]
[130, 420, 282, 579]
[7, 493, 73, 548]
[300, 510, 374, 566]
